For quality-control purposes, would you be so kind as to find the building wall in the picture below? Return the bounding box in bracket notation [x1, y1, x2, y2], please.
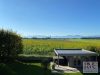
[67, 56, 97, 68]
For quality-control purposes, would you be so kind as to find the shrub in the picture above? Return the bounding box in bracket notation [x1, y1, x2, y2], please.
[0, 29, 23, 62]
[50, 62, 55, 70]
[86, 46, 100, 54]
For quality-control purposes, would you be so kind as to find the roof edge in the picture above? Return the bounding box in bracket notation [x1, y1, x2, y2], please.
[54, 49, 58, 55]
[55, 48, 82, 50]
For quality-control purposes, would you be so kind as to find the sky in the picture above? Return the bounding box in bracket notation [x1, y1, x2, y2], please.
[0, 0, 100, 37]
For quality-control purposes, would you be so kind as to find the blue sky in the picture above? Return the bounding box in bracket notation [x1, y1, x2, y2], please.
[0, 0, 100, 36]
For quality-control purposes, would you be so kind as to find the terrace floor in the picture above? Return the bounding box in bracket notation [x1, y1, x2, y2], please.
[51, 65, 81, 74]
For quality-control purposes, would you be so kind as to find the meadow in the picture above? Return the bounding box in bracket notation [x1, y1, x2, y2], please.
[22, 39, 100, 56]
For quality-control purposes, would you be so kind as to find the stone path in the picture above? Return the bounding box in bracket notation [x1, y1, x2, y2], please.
[51, 65, 80, 73]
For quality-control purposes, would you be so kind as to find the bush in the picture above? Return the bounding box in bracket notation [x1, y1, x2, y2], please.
[0, 29, 23, 62]
[50, 62, 55, 70]
[86, 46, 100, 54]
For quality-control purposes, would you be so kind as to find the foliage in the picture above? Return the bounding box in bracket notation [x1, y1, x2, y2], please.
[0, 29, 23, 62]
[50, 62, 56, 70]
[86, 46, 100, 54]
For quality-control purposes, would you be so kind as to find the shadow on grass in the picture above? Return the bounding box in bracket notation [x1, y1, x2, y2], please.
[0, 62, 63, 75]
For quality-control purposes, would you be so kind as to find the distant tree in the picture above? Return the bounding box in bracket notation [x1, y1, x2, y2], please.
[45, 37, 51, 39]
[32, 37, 38, 39]
[0, 29, 23, 62]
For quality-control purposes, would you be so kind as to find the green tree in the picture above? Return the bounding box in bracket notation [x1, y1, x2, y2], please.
[0, 29, 23, 62]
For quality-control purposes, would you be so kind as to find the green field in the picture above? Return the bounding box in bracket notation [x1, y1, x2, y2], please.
[22, 39, 100, 56]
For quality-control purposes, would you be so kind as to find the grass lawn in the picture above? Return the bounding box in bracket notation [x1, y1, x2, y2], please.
[0, 62, 99, 75]
[0, 62, 50, 75]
